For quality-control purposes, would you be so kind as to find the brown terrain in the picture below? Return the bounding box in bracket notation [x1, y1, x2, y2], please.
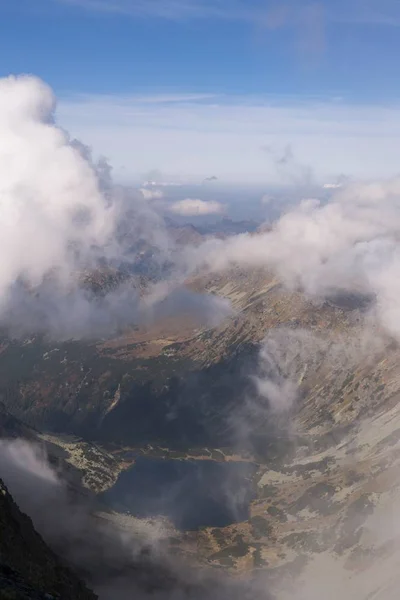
[1, 264, 400, 598]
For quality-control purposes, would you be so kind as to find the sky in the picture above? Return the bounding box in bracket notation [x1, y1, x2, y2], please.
[2, 0, 400, 183]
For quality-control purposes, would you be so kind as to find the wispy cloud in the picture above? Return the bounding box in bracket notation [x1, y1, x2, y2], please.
[52, 0, 400, 27]
[57, 91, 400, 184]
[53, 0, 257, 20]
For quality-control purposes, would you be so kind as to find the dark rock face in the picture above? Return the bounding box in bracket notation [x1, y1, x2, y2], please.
[0, 402, 36, 440]
[0, 477, 96, 600]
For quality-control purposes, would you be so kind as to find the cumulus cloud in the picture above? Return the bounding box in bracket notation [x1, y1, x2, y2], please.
[139, 188, 164, 200]
[0, 74, 229, 339]
[0, 75, 113, 287]
[323, 183, 343, 189]
[186, 178, 400, 341]
[169, 198, 225, 216]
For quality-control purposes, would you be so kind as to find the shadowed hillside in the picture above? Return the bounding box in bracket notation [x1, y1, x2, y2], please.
[0, 477, 96, 600]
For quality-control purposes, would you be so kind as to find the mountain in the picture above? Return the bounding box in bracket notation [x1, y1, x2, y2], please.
[0, 403, 268, 600]
[0, 267, 296, 448]
[0, 476, 96, 600]
[0, 401, 36, 440]
[164, 217, 260, 244]
[0, 266, 365, 452]
[2, 264, 400, 597]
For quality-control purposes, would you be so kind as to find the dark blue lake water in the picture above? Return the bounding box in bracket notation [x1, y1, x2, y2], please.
[100, 457, 257, 530]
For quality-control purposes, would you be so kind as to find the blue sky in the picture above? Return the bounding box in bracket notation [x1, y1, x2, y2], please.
[2, 0, 400, 183]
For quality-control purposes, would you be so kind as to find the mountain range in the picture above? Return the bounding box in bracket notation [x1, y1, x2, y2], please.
[1, 224, 400, 598]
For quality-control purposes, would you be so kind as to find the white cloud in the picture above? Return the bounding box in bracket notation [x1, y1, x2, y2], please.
[139, 187, 164, 200]
[54, 0, 276, 20]
[169, 198, 225, 216]
[0, 74, 113, 295]
[0, 74, 230, 339]
[54, 0, 400, 27]
[185, 177, 400, 341]
[57, 91, 400, 184]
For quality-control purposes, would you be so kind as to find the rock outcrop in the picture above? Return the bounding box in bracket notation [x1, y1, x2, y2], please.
[0, 477, 96, 600]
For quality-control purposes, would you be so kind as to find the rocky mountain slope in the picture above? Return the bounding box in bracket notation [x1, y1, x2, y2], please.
[0, 405, 96, 598]
[2, 266, 400, 598]
[0, 267, 351, 449]
[0, 475, 96, 600]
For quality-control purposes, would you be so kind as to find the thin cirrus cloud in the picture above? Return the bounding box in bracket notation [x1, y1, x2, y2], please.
[53, 0, 281, 20]
[57, 91, 400, 184]
[46, 1, 400, 67]
[52, 0, 400, 26]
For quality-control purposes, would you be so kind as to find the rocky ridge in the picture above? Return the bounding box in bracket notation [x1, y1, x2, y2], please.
[0, 476, 96, 600]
